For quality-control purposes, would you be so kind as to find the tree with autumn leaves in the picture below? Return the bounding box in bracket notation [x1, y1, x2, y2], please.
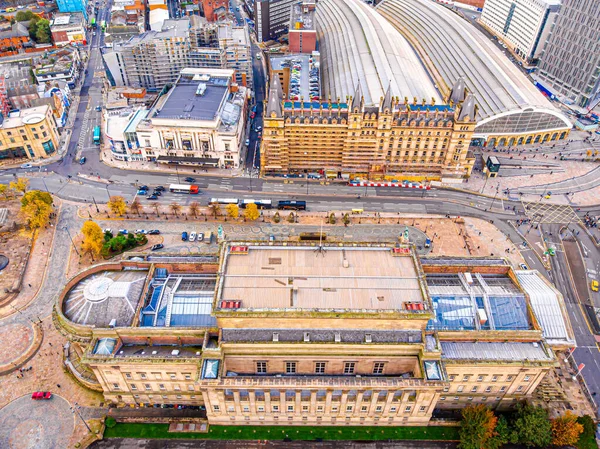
[80, 220, 104, 260]
[20, 190, 53, 230]
[459, 404, 586, 449]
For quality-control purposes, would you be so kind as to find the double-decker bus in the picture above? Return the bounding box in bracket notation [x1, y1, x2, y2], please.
[92, 126, 101, 144]
[169, 184, 200, 194]
[241, 199, 272, 209]
[209, 198, 239, 205]
[277, 200, 306, 210]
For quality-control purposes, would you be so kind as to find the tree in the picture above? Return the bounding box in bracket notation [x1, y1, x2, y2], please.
[209, 203, 221, 219]
[551, 411, 583, 446]
[243, 203, 260, 221]
[15, 10, 35, 21]
[511, 403, 552, 448]
[226, 203, 239, 219]
[169, 202, 181, 217]
[10, 177, 29, 194]
[458, 404, 498, 449]
[129, 198, 143, 216]
[33, 18, 51, 43]
[287, 212, 295, 223]
[81, 220, 104, 259]
[328, 212, 336, 224]
[152, 202, 161, 216]
[0, 184, 9, 199]
[107, 196, 126, 216]
[20, 190, 53, 229]
[273, 211, 281, 223]
[189, 202, 200, 218]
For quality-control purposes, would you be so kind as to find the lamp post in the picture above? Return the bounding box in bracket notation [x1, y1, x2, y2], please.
[92, 196, 99, 213]
[71, 403, 93, 433]
[64, 226, 80, 257]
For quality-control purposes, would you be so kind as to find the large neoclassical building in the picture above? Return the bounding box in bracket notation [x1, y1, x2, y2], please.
[55, 241, 575, 427]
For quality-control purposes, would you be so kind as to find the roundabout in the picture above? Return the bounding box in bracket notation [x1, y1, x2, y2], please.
[0, 394, 74, 449]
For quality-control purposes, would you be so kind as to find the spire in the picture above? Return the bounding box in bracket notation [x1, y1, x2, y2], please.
[382, 83, 392, 111]
[449, 77, 466, 104]
[266, 79, 283, 118]
[458, 93, 476, 121]
[351, 83, 362, 111]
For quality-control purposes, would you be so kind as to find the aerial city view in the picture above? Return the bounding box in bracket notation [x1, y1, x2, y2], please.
[0, 0, 599, 447]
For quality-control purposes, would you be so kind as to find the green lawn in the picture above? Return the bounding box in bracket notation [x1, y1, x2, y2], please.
[104, 423, 459, 441]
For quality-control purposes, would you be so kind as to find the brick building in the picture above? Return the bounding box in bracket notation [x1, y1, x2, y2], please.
[288, 0, 316, 53]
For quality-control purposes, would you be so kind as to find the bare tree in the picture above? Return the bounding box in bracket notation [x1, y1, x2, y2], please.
[169, 202, 182, 217]
[189, 202, 200, 218]
[129, 198, 143, 216]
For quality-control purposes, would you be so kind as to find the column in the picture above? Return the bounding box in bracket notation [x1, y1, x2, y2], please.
[383, 390, 395, 414]
[249, 390, 257, 414]
[356, 391, 365, 417]
[310, 391, 317, 415]
[295, 391, 301, 416]
[368, 390, 379, 418]
[339, 391, 349, 416]
[265, 390, 272, 415]
[233, 390, 241, 415]
[325, 390, 333, 416]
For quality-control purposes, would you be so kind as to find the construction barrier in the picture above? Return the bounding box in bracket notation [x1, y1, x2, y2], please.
[348, 182, 431, 190]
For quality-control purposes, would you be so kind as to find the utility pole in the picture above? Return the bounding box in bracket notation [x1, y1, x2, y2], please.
[92, 196, 99, 213]
[71, 403, 93, 433]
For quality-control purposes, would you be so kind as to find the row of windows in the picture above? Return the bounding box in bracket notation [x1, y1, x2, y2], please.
[448, 374, 531, 382]
[446, 385, 523, 394]
[257, 361, 386, 375]
[218, 403, 426, 415]
[122, 371, 193, 381]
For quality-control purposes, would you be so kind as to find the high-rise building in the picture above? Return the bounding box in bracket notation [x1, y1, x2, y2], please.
[56, 0, 88, 20]
[480, 0, 560, 64]
[288, 0, 316, 53]
[537, 0, 600, 108]
[254, 0, 297, 42]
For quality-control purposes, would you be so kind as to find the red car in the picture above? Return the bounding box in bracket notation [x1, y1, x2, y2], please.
[250, 111, 256, 119]
[31, 392, 52, 400]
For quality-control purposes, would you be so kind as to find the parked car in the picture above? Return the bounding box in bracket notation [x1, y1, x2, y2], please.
[79, 157, 86, 165]
[197, 232, 204, 242]
[519, 263, 529, 270]
[250, 112, 256, 119]
[118, 229, 128, 235]
[184, 177, 196, 183]
[181, 231, 188, 241]
[155, 185, 166, 191]
[137, 189, 147, 195]
[245, 139, 250, 146]
[31, 392, 52, 400]
[148, 230, 161, 235]
[21, 163, 33, 169]
[255, 125, 262, 132]
[151, 244, 164, 251]
[139, 185, 149, 190]
[189, 231, 197, 242]
[592, 280, 599, 292]
[147, 195, 158, 200]
[152, 190, 162, 196]
[95, 105, 101, 111]
[135, 229, 147, 234]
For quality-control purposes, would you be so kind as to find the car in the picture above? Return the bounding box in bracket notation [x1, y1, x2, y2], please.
[592, 280, 599, 292]
[472, 15, 476, 19]
[79, 157, 86, 165]
[155, 186, 166, 191]
[519, 263, 529, 270]
[93, 31, 97, 36]
[250, 111, 256, 119]
[147, 195, 158, 200]
[137, 189, 148, 195]
[135, 229, 147, 234]
[255, 125, 262, 132]
[245, 138, 250, 146]
[31, 392, 52, 400]
[118, 229, 128, 235]
[197, 232, 204, 242]
[256, 54, 262, 60]
[148, 229, 161, 235]
[269, 234, 275, 242]
[189, 232, 197, 242]
[20, 163, 33, 169]
[181, 231, 188, 241]
[152, 190, 162, 196]
[104, 228, 112, 234]
[151, 243, 164, 251]
[184, 177, 196, 183]
[257, 132, 262, 139]
[139, 185, 149, 190]
[95, 105, 101, 111]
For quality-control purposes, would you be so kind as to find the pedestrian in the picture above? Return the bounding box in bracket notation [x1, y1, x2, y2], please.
[49, 342, 52, 347]
[57, 384, 61, 388]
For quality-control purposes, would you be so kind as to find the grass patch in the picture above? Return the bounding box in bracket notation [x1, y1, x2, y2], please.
[577, 415, 599, 449]
[104, 423, 459, 441]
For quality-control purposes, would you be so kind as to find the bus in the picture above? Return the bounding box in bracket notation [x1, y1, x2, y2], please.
[92, 126, 101, 144]
[209, 198, 239, 205]
[299, 232, 326, 241]
[277, 200, 306, 210]
[241, 199, 272, 209]
[170, 184, 200, 194]
[91, 17, 96, 28]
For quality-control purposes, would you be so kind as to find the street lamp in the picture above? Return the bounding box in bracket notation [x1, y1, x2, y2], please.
[64, 226, 80, 257]
[71, 403, 93, 433]
[175, 164, 180, 183]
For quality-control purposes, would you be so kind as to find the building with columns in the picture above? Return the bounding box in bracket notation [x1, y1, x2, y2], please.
[135, 68, 248, 169]
[56, 242, 575, 426]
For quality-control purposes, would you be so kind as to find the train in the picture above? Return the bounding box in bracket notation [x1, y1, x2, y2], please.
[207, 199, 307, 210]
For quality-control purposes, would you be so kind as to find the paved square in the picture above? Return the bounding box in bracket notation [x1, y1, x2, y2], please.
[522, 201, 579, 224]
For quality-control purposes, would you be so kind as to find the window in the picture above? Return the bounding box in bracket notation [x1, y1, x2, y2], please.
[188, 385, 194, 391]
[112, 383, 120, 390]
[287, 405, 294, 413]
[346, 405, 353, 412]
[227, 406, 235, 413]
[317, 405, 324, 413]
[524, 375, 531, 382]
[344, 362, 356, 374]
[449, 375, 456, 381]
[168, 373, 176, 380]
[153, 373, 162, 380]
[213, 405, 220, 412]
[124, 373, 132, 379]
[361, 405, 368, 413]
[174, 385, 181, 391]
[375, 405, 383, 413]
[404, 406, 412, 413]
[457, 386, 464, 392]
[373, 362, 385, 375]
[471, 386, 478, 393]
[440, 396, 446, 401]
[477, 375, 484, 382]
[256, 362, 267, 373]
[467, 397, 473, 401]
[257, 405, 265, 412]
[507, 375, 514, 381]
[500, 386, 506, 392]
[145, 384, 151, 391]
[443, 387, 449, 392]
[184, 373, 191, 380]
[462, 375, 470, 381]
[159, 384, 166, 390]
[419, 406, 426, 412]
[492, 375, 498, 382]
[243, 405, 250, 412]
[315, 362, 326, 374]
[302, 405, 309, 412]
[130, 384, 137, 390]
[286, 362, 296, 374]
[516, 386, 523, 392]
[485, 386, 492, 393]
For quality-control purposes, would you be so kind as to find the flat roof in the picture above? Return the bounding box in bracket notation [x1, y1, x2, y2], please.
[290, 1, 316, 32]
[158, 75, 229, 121]
[376, 0, 570, 130]
[441, 341, 553, 362]
[271, 54, 312, 100]
[316, 0, 441, 107]
[218, 245, 426, 311]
